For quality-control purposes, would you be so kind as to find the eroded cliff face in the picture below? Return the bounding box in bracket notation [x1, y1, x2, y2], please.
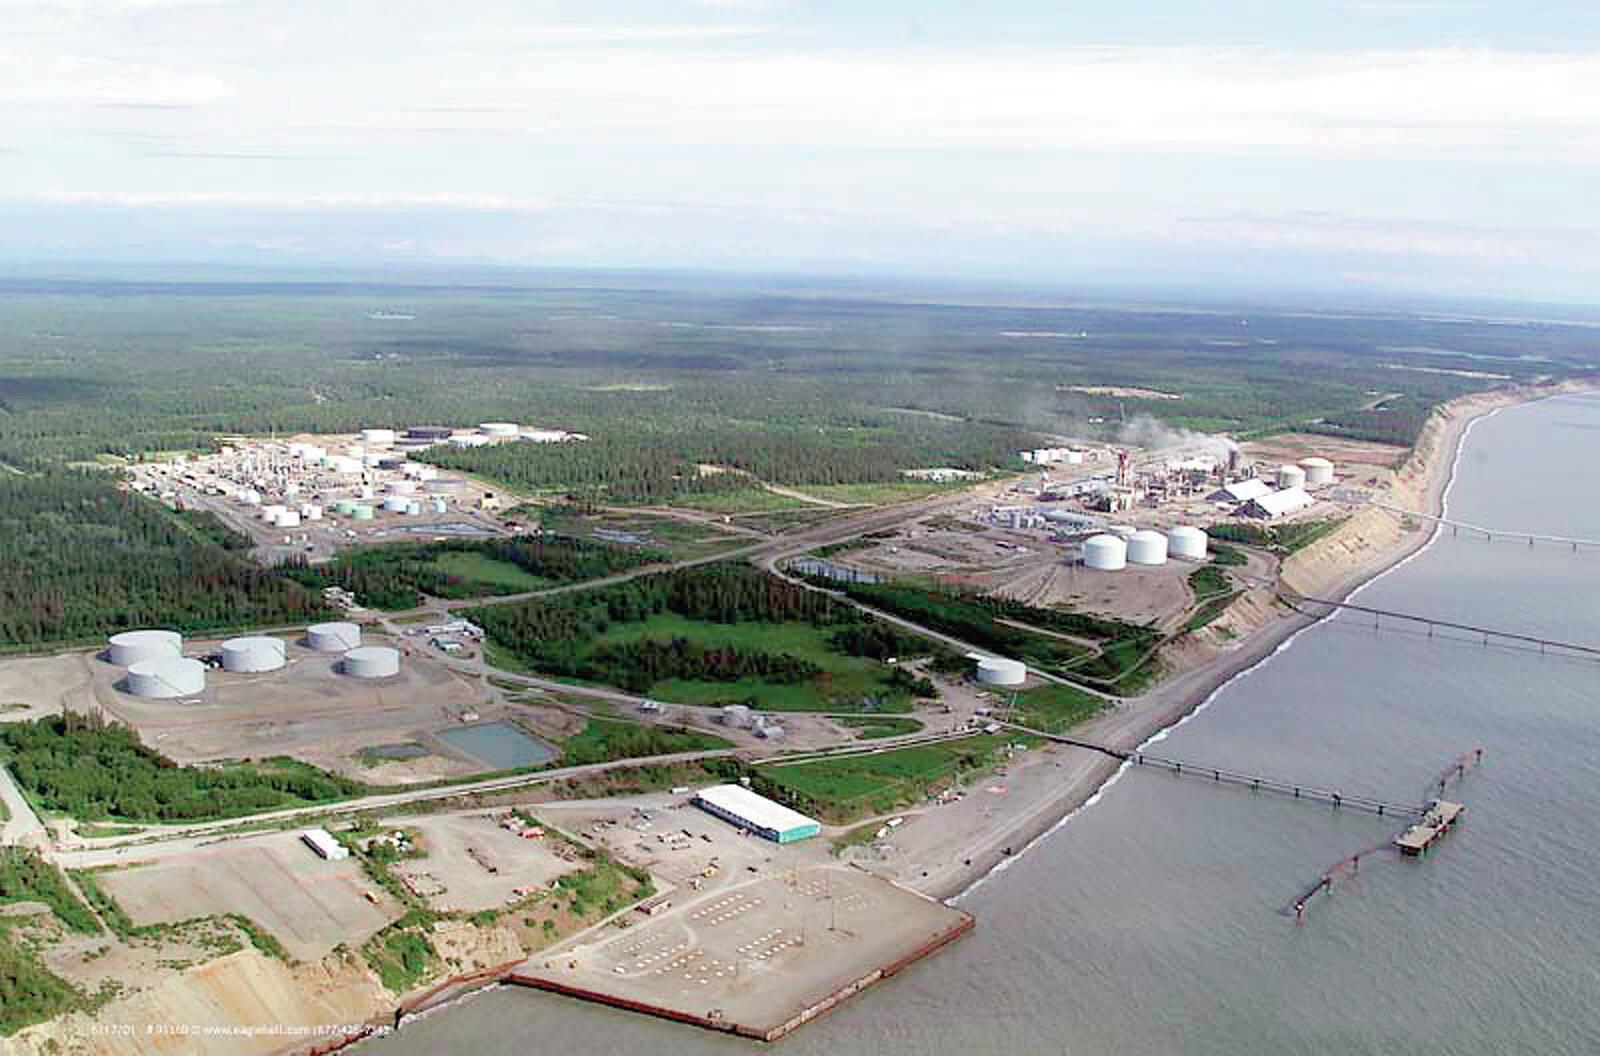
[3, 921, 527, 1056]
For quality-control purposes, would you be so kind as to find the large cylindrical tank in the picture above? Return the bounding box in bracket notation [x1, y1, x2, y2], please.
[261, 503, 288, 523]
[300, 504, 323, 521]
[1301, 457, 1334, 486]
[1127, 529, 1169, 565]
[404, 500, 421, 516]
[241, 489, 262, 505]
[1167, 525, 1209, 560]
[277, 510, 302, 528]
[221, 636, 286, 673]
[430, 498, 449, 514]
[383, 495, 411, 513]
[1277, 464, 1307, 490]
[448, 434, 489, 448]
[385, 479, 418, 494]
[479, 422, 520, 438]
[325, 455, 363, 475]
[107, 629, 183, 666]
[342, 646, 400, 678]
[360, 428, 397, 447]
[306, 622, 361, 652]
[1083, 534, 1127, 571]
[350, 504, 375, 520]
[976, 656, 1027, 686]
[125, 657, 206, 698]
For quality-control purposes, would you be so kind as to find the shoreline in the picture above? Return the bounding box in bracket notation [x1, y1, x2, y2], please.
[917, 380, 1588, 903]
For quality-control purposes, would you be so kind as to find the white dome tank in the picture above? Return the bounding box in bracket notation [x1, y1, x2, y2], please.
[383, 495, 411, 513]
[1126, 529, 1169, 565]
[1301, 457, 1334, 486]
[125, 657, 205, 698]
[1277, 464, 1307, 490]
[479, 422, 520, 438]
[360, 428, 397, 446]
[107, 629, 183, 666]
[221, 636, 286, 673]
[306, 622, 361, 652]
[976, 656, 1027, 686]
[1167, 526, 1208, 560]
[342, 646, 400, 678]
[1083, 534, 1128, 571]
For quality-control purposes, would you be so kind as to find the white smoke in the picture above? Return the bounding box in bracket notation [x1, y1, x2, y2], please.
[1117, 415, 1238, 459]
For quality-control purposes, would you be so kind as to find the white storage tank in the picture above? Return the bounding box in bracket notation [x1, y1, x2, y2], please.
[360, 428, 397, 446]
[277, 510, 302, 528]
[261, 503, 288, 523]
[1083, 534, 1128, 571]
[221, 636, 287, 673]
[430, 498, 449, 514]
[479, 422, 520, 438]
[386, 479, 418, 494]
[383, 495, 411, 513]
[342, 646, 400, 679]
[241, 489, 262, 505]
[1277, 464, 1307, 490]
[976, 656, 1027, 686]
[1301, 457, 1334, 486]
[1126, 529, 1169, 566]
[107, 629, 183, 666]
[300, 504, 323, 521]
[1167, 525, 1209, 560]
[125, 657, 206, 698]
[306, 621, 361, 652]
[325, 455, 363, 476]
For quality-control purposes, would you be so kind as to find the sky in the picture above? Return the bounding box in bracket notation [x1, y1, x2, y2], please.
[5, 0, 1600, 303]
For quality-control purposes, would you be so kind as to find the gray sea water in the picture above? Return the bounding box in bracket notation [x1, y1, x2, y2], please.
[365, 394, 1600, 1055]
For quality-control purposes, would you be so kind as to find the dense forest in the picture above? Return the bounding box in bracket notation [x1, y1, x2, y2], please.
[280, 535, 670, 609]
[0, 473, 331, 648]
[471, 564, 953, 697]
[0, 716, 365, 821]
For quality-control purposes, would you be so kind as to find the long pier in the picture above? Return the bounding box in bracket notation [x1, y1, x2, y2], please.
[1278, 589, 1600, 660]
[993, 722, 1426, 819]
[1368, 500, 1600, 551]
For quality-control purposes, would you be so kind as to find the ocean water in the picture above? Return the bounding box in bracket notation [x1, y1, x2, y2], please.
[367, 394, 1600, 1056]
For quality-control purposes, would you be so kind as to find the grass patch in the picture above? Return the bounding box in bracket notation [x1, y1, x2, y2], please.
[0, 848, 101, 935]
[365, 920, 438, 992]
[560, 717, 732, 766]
[757, 735, 1014, 821]
[0, 930, 82, 1036]
[797, 480, 966, 505]
[1007, 684, 1108, 734]
[1185, 564, 1241, 632]
[834, 716, 925, 739]
[74, 823, 142, 839]
[427, 550, 550, 591]
[829, 822, 883, 855]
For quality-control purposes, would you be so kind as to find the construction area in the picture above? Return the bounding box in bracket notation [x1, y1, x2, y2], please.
[508, 864, 973, 1041]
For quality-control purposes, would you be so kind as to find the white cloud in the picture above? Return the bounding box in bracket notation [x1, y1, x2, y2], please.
[19, 190, 554, 210]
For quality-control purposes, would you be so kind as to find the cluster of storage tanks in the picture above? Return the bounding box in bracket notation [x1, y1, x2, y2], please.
[105, 623, 403, 698]
[1276, 457, 1334, 490]
[1081, 525, 1209, 571]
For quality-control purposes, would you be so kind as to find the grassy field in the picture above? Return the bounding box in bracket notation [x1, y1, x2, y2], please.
[559, 716, 732, 765]
[758, 734, 1013, 818]
[428, 551, 550, 591]
[666, 488, 821, 513]
[833, 715, 925, 739]
[536, 509, 748, 562]
[1007, 684, 1109, 734]
[593, 613, 914, 712]
[796, 480, 967, 505]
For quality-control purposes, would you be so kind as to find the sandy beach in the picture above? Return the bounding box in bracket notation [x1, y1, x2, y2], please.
[901, 380, 1592, 902]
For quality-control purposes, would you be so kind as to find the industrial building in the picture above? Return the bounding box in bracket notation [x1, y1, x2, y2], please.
[1239, 486, 1314, 519]
[300, 828, 349, 860]
[1209, 478, 1272, 504]
[693, 784, 821, 844]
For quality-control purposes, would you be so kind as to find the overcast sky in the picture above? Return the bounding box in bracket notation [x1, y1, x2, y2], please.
[6, 0, 1600, 302]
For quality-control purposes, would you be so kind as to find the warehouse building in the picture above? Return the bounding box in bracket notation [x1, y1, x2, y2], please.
[693, 784, 821, 844]
[300, 828, 348, 860]
[1208, 478, 1272, 504]
[1238, 486, 1314, 519]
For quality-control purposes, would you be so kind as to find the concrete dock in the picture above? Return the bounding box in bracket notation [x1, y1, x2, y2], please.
[1394, 800, 1465, 856]
[507, 865, 973, 1041]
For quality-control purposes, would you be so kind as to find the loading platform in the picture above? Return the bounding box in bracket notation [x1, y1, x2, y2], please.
[1394, 800, 1465, 856]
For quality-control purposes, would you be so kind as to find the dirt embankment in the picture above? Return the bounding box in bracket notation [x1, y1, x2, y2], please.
[2, 921, 525, 1056]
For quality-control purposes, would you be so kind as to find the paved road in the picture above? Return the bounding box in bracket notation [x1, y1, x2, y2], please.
[0, 763, 46, 847]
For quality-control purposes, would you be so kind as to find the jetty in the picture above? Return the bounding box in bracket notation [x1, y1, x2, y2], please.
[1394, 800, 1465, 856]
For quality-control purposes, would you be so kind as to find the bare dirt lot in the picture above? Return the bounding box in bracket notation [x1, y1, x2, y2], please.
[514, 865, 971, 1038]
[394, 813, 580, 913]
[97, 831, 403, 961]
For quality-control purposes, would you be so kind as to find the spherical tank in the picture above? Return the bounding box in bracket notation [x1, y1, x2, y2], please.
[976, 657, 1027, 686]
[1167, 526, 1208, 560]
[342, 646, 400, 678]
[306, 622, 361, 652]
[1277, 464, 1307, 490]
[1126, 529, 1169, 565]
[221, 636, 286, 673]
[1083, 534, 1127, 571]
[1301, 457, 1334, 486]
[125, 657, 206, 698]
[107, 629, 183, 666]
